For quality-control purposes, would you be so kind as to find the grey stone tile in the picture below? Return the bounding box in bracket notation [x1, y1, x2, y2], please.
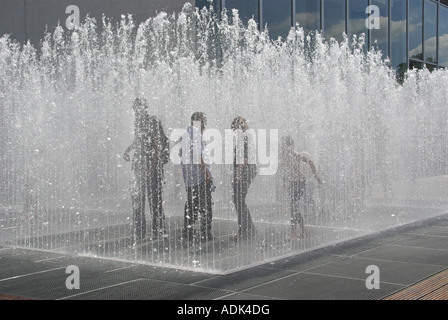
[391, 234, 448, 251]
[64, 278, 229, 300]
[192, 266, 295, 292]
[304, 256, 445, 286]
[0, 256, 64, 281]
[0, 247, 64, 262]
[242, 272, 403, 300]
[354, 244, 448, 267]
[109, 263, 215, 284]
[0, 269, 138, 300]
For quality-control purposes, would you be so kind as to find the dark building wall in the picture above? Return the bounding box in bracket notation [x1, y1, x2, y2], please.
[0, 0, 193, 45]
[0, 0, 26, 43]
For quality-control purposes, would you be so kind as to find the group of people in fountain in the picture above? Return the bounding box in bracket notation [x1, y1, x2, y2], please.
[123, 98, 322, 246]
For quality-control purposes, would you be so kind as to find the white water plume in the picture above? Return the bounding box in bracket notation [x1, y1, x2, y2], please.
[0, 3, 447, 273]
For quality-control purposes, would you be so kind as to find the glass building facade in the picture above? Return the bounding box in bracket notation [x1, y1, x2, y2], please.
[197, 0, 448, 70]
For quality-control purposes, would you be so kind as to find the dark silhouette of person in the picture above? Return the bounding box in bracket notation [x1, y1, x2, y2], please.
[231, 116, 257, 241]
[124, 98, 170, 244]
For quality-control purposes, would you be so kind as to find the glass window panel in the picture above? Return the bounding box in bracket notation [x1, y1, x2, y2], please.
[295, 0, 321, 36]
[439, 5, 448, 67]
[348, 0, 368, 37]
[391, 0, 407, 69]
[196, 0, 220, 13]
[410, 59, 424, 69]
[370, 0, 389, 59]
[425, 63, 437, 72]
[441, 0, 448, 6]
[224, 0, 259, 26]
[424, 0, 437, 63]
[263, 0, 292, 40]
[323, 0, 346, 42]
[409, 0, 423, 60]
[348, 0, 369, 49]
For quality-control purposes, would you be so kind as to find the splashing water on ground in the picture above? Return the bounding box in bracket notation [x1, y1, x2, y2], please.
[0, 4, 447, 273]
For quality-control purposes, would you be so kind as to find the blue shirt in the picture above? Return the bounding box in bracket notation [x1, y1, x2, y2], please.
[179, 126, 213, 187]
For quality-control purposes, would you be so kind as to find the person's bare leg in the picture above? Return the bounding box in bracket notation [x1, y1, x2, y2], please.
[300, 222, 309, 238]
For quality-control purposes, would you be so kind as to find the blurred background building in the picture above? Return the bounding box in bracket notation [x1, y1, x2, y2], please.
[1, 0, 447, 72]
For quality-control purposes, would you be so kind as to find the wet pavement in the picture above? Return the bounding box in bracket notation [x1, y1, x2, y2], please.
[1, 214, 447, 301]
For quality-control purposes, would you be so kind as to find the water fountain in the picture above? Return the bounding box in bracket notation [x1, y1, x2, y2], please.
[1, 3, 447, 274]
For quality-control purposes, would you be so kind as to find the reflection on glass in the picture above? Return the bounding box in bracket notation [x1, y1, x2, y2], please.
[409, 0, 423, 60]
[263, 0, 292, 40]
[225, 0, 259, 26]
[370, 0, 388, 59]
[410, 59, 423, 70]
[348, 0, 368, 38]
[391, 0, 407, 69]
[348, 0, 368, 50]
[439, 6, 448, 67]
[296, 0, 321, 36]
[425, 63, 437, 72]
[323, 0, 346, 42]
[424, 0, 437, 63]
[196, 0, 220, 15]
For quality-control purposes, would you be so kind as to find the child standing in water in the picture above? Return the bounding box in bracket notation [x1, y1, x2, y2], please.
[279, 136, 322, 240]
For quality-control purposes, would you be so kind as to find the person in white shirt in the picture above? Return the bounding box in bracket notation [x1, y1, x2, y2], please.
[179, 112, 214, 244]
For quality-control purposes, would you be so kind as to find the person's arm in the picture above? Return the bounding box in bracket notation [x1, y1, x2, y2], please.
[299, 152, 323, 185]
[123, 143, 135, 161]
